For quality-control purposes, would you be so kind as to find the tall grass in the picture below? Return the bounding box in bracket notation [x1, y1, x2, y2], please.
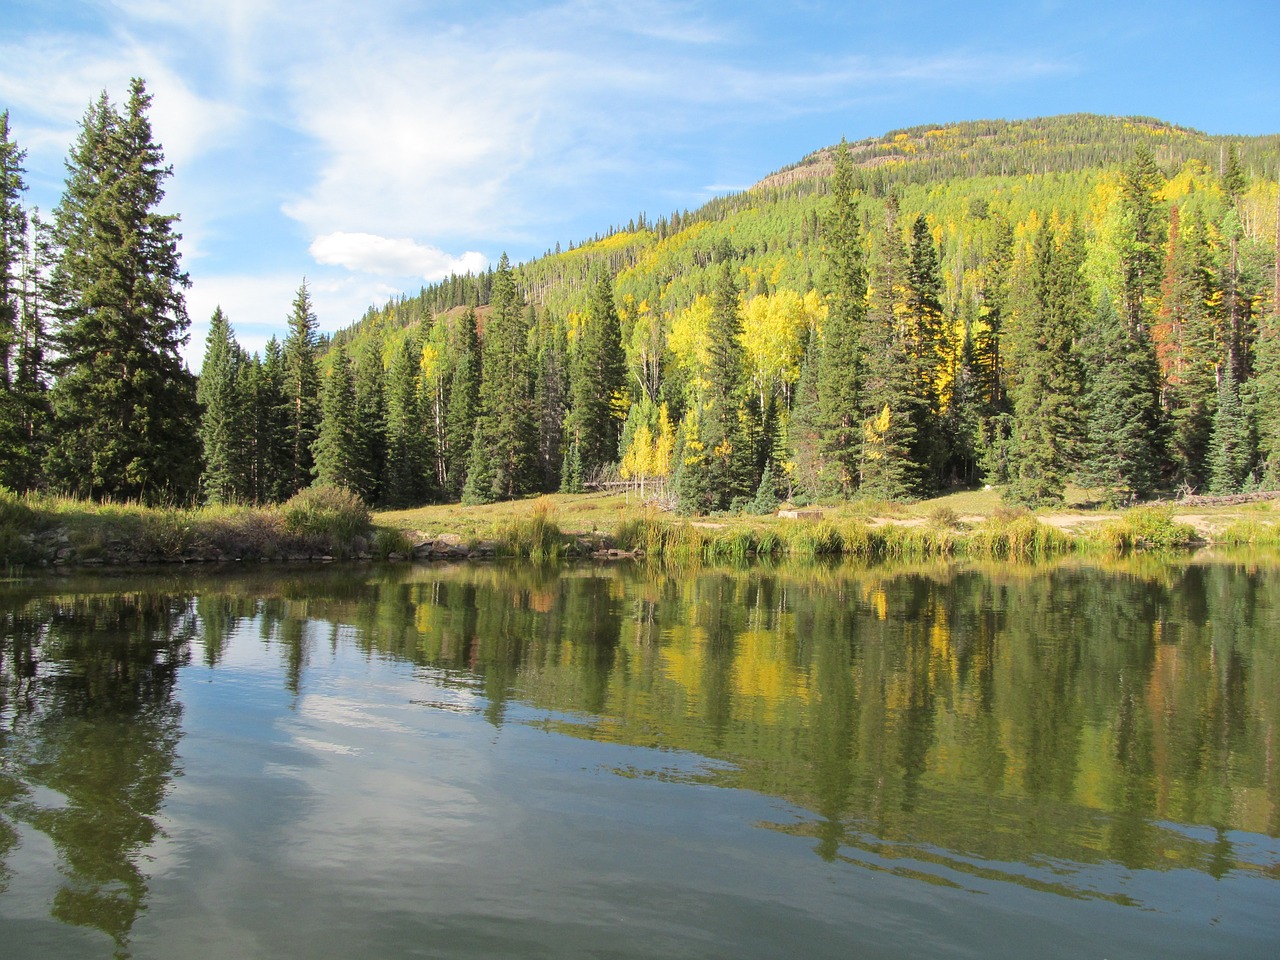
[1094, 505, 1198, 552]
[492, 498, 564, 559]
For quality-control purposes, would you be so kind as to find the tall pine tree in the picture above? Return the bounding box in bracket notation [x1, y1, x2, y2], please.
[0, 110, 30, 489]
[283, 279, 321, 495]
[197, 307, 251, 504]
[567, 274, 626, 481]
[1005, 219, 1087, 507]
[474, 253, 536, 499]
[45, 79, 199, 502]
[813, 139, 867, 497]
[312, 342, 361, 490]
[382, 334, 430, 507]
[1076, 298, 1164, 504]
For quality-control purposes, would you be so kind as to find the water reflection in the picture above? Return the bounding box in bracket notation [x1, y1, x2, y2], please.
[1, 588, 193, 957]
[1, 555, 1279, 954]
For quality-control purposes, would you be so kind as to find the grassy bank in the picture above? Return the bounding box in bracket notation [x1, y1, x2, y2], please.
[5, 485, 1280, 570]
[379, 491, 1280, 562]
[0, 485, 378, 567]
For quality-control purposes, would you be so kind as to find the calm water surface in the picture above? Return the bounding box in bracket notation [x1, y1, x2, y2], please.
[1, 555, 1278, 958]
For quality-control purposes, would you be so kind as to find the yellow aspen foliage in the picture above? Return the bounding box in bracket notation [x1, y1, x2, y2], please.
[668, 295, 714, 386]
[863, 403, 892, 461]
[418, 340, 442, 384]
[740, 288, 821, 404]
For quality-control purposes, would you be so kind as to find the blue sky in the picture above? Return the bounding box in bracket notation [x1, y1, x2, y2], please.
[2, 0, 1276, 366]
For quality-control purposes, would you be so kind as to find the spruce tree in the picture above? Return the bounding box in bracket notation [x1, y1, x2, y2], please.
[1156, 206, 1218, 489]
[6, 212, 51, 492]
[533, 311, 570, 492]
[197, 307, 251, 504]
[859, 198, 918, 501]
[382, 335, 429, 507]
[699, 260, 755, 508]
[255, 337, 292, 502]
[351, 340, 387, 503]
[1254, 309, 1280, 484]
[283, 279, 321, 495]
[814, 139, 867, 496]
[1005, 220, 1087, 507]
[0, 110, 26, 392]
[460, 421, 495, 505]
[45, 79, 200, 502]
[477, 253, 536, 499]
[312, 342, 361, 490]
[1118, 146, 1165, 336]
[443, 307, 481, 498]
[567, 274, 626, 481]
[903, 213, 946, 492]
[1076, 298, 1164, 505]
[0, 110, 29, 489]
[1208, 365, 1254, 494]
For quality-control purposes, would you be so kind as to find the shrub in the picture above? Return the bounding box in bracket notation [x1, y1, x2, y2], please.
[1098, 505, 1198, 551]
[280, 484, 371, 547]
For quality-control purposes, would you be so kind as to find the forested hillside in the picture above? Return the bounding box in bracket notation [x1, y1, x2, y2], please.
[3, 106, 1278, 512]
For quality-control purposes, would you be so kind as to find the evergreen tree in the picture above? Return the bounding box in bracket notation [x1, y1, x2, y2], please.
[1156, 206, 1219, 488]
[1254, 309, 1280, 484]
[1076, 298, 1164, 504]
[477, 253, 536, 499]
[44, 79, 200, 502]
[859, 198, 919, 500]
[254, 337, 292, 503]
[974, 213, 1015, 483]
[567, 274, 626, 480]
[6, 211, 51, 492]
[700, 261, 755, 508]
[1005, 219, 1087, 507]
[460, 421, 495, 505]
[351, 340, 387, 503]
[196, 307, 251, 504]
[0, 111, 30, 489]
[533, 311, 570, 492]
[787, 328, 823, 499]
[814, 139, 867, 496]
[0, 110, 26, 392]
[443, 307, 481, 498]
[1221, 142, 1247, 204]
[903, 213, 946, 492]
[1117, 146, 1165, 335]
[312, 342, 361, 490]
[283, 279, 321, 495]
[1208, 365, 1254, 493]
[382, 335, 429, 507]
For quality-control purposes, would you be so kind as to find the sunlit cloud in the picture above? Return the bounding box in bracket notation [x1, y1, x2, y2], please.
[310, 232, 488, 280]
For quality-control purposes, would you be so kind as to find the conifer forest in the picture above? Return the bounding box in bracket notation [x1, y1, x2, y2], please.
[3, 86, 1279, 513]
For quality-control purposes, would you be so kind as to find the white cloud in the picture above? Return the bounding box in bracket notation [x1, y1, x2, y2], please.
[310, 232, 487, 281]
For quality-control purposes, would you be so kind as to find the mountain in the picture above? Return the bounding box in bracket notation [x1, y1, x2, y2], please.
[263, 115, 1280, 508]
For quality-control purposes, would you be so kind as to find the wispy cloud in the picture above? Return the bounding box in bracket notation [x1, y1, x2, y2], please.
[2, 0, 1087, 360]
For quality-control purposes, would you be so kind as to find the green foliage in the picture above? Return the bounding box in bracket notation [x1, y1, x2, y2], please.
[197, 307, 252, 504]
[312, 342, 362, 490]
[492, 499, 563, 559]
[44, 79, 200, 503]
[1096, 505, 1198, 551]
[1005, 220, 1088, 507]
[567, 274, 626, 479]
[1208, 366, 1255, 493]
[280, 483, 371, 545]
[1076, 298, 1164, 504]
[284, 279, 321, 495]
[479, 254, 537, 498]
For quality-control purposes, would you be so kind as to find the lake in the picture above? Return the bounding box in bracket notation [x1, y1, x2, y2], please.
[1, 555, 1278, 958]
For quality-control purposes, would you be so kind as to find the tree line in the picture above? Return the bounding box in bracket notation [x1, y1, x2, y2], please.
[3, 88, 1279, 511]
